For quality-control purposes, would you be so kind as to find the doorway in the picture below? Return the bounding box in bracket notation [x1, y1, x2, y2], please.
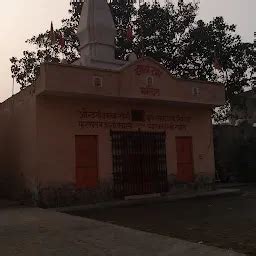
[75, 135, 98, 189]
[111, 131, 168, 198]
[176, 136, 194, 182]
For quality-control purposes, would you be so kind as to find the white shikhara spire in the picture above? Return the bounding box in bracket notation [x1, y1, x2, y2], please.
[77, 0, 117, 65]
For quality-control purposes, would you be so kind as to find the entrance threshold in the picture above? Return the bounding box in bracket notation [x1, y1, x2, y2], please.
[125, 193, 161, 201]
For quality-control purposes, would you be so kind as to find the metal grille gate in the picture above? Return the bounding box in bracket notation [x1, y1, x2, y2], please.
[111, 131, 168, 198]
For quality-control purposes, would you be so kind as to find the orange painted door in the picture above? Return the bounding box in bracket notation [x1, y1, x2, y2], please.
[176, 137, 194, 182]
[75, 136, 98, 189]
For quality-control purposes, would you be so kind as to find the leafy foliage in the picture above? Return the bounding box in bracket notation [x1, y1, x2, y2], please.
[10, 0, 256, 121]
[110, 0, 136, 59]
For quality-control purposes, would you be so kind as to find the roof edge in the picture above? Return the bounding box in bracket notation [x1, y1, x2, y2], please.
[119, 56, 224, 88]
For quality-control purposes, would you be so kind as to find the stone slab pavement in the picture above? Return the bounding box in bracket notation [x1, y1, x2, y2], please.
[0, 199, 21, 209]
[58, 188, 241, 213]
[0, 207, 244, 256]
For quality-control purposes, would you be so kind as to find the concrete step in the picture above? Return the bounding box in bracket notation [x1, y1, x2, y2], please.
[0, 199, 21, 209]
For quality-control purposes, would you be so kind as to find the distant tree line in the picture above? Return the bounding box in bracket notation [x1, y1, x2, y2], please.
[10, 0, 256, 121]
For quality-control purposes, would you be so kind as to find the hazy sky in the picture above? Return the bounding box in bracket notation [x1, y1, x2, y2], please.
[0, 0, 255, 102]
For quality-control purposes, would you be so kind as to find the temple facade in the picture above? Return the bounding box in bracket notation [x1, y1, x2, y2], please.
[0, 0, 225, 206]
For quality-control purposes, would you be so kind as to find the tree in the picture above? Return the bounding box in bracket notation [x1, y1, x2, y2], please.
[133, 1, 199, 70]
[9, 0, 201, 88]
[10, 1, 82, 89]
[10, 0, 256, 121]
[189, 17, 256, 99]
[188, 17, 256, 121]
[10, 0, 136, 89]
[110, 0, 136, 59]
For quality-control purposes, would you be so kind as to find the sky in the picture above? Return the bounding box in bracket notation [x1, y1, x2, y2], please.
[0, 0, 255, 102]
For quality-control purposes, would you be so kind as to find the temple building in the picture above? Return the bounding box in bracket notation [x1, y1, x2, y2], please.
[0, 0, 225, 205]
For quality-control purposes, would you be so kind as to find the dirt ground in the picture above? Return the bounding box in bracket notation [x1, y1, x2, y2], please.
[69, 186, 256, 255]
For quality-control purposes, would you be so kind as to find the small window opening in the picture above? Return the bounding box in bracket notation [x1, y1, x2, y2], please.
[131, 110, 145, 122]
[192, 87, 200, 96]
[147, 76, 154, 87]
[93, 76, 103, 88]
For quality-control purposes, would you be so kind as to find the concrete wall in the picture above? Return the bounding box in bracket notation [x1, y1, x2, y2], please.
[40, 58, 225, 106]
[231, 97, 256, 125]
[214, 124, 256, 181]
[0, 86, 37, 199]
[36, 95, 215, 189]
[0, 99, 12, 196]
[0, 57, 223, 205]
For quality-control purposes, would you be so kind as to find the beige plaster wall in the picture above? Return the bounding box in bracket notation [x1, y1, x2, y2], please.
[36, 95, 215, 187]
[40, 58, 225, 107]
[0, 56, 221, 197]
[0, 87, 37, 198]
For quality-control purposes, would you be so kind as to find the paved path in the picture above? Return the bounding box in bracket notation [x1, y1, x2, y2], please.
[0, 207, 244, 256]
[59, 188, 241, 213]
[0, 199, 20, 208]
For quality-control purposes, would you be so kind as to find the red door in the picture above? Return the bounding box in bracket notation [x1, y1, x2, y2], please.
[176, 137, 194, 182]
[75, 136, 98, 189]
